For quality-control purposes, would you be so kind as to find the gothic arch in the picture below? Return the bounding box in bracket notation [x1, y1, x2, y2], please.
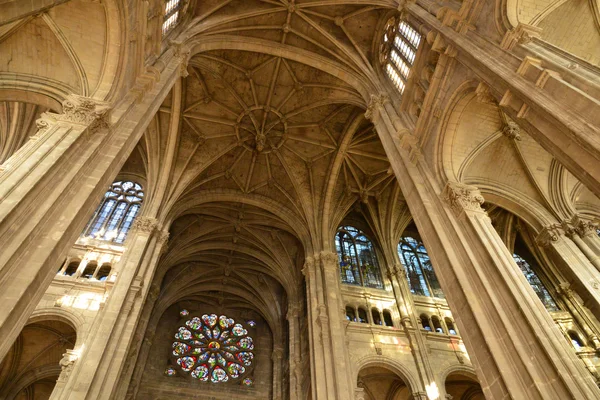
[353, 355, 419, 395]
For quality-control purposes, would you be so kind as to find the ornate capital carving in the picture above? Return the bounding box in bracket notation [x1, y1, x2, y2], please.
[132, 216, 160, 234]
[302, 256, 315, 277]
[569, 215, 599, 238]
[502, 121, 522, 140]
[443, 182, 485, 217]
[320, 251, 338, 268]
[36, 95, 110, 136]
[364, 94, 388, 121]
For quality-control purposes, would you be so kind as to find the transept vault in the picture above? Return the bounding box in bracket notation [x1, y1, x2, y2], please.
[0, 0, 599, 399]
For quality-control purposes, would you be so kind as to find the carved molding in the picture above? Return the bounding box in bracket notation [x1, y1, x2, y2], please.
[58, 349, 79, 382]
[475, 82, 496, 104]
[442, 181, 485, 217]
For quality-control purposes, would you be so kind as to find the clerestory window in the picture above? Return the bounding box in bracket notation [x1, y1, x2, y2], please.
[398, 236, 444, 299]
[83, 181, 144, 244]
[336, 226, 383, 289]
[513, 253, 559, 311]
[163, 0, 183, 36]
[380, 18, 422, 96]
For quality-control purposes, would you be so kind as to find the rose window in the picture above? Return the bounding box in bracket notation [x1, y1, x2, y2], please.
[169, 312, 255, 384]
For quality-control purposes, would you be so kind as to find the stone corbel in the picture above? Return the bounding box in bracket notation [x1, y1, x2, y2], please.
[500, 23, 543, 51]
[58, 349, 79, 382]
[442, 181, 486, 218]
[475, 82, 496, 104]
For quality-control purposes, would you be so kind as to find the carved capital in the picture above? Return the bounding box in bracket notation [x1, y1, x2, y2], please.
[132, 216, 160, 234]
[502, 121, 521, 140]
[57, 95, 110, 132]
[535, 224, 563, 247]
[302, 256, 315, 278]
[364, 94, 388, 121]
[320, 251, 339, 274]
[569, 215, 599, 238]
[443, 182, 485, 217]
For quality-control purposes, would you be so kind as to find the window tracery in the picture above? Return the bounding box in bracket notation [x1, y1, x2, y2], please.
[380, 18, 422, 96]
[83, 181, 144, 244]
[168, 311, 255, 384]
[512, 253, 559, 311]
[398, 237, 444, 298]
[163, 0, 183, 36]
[336, 226, 383, 288]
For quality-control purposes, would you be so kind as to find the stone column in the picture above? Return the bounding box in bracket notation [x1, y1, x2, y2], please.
[303, 252, 354, 400]
[0, 51, 182, 362]
[287, 304, 302, 400]
[367, 95, 600, 399]
[272, 346, 284, 400]
[59, 218, 168, 400]
[568, 216, 600, 266]
[387, 263, 440, 397]
[536, 225, 600, 315]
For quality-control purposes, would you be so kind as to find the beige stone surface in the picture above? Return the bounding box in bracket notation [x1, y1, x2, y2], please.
[0, 0, 599, 399]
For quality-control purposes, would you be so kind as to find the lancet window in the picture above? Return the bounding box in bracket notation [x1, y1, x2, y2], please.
[380, 17, 422, 96]
[83, 181, 144, 244]
[163, 0, 182, 35]
[398, 236, 444, 298]
[336, 225, 383, 289]
[512, 253, 559, 311]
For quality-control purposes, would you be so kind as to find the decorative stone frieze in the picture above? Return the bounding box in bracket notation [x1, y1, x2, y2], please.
[132, 216, 160, 234]
[502, 121, 522, 140]
[442, 182, 485, 217]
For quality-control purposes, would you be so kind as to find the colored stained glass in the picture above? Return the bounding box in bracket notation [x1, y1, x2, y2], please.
[180, 309, 189, 317]
[170, 313, 254, 383]
[164, 367, 177, 376]
[247, 320, 256, 327]
[242, 377, 254, 386]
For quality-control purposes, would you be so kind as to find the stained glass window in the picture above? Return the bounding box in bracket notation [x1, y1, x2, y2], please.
[163, 0, 182, 35]
[168, 313, 254, 384]
[513, 253, 559, 311]
[398, 237, 444, 299]
[83, 181, 143, 244]
[380, 18, 422, 97]
[336, 226, 383, 288]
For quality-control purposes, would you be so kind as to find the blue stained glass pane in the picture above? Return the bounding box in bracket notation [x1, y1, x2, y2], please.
[115, 204, 141, 244]
[88, 200, 116, 237]
[103, 202, 127, 240]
